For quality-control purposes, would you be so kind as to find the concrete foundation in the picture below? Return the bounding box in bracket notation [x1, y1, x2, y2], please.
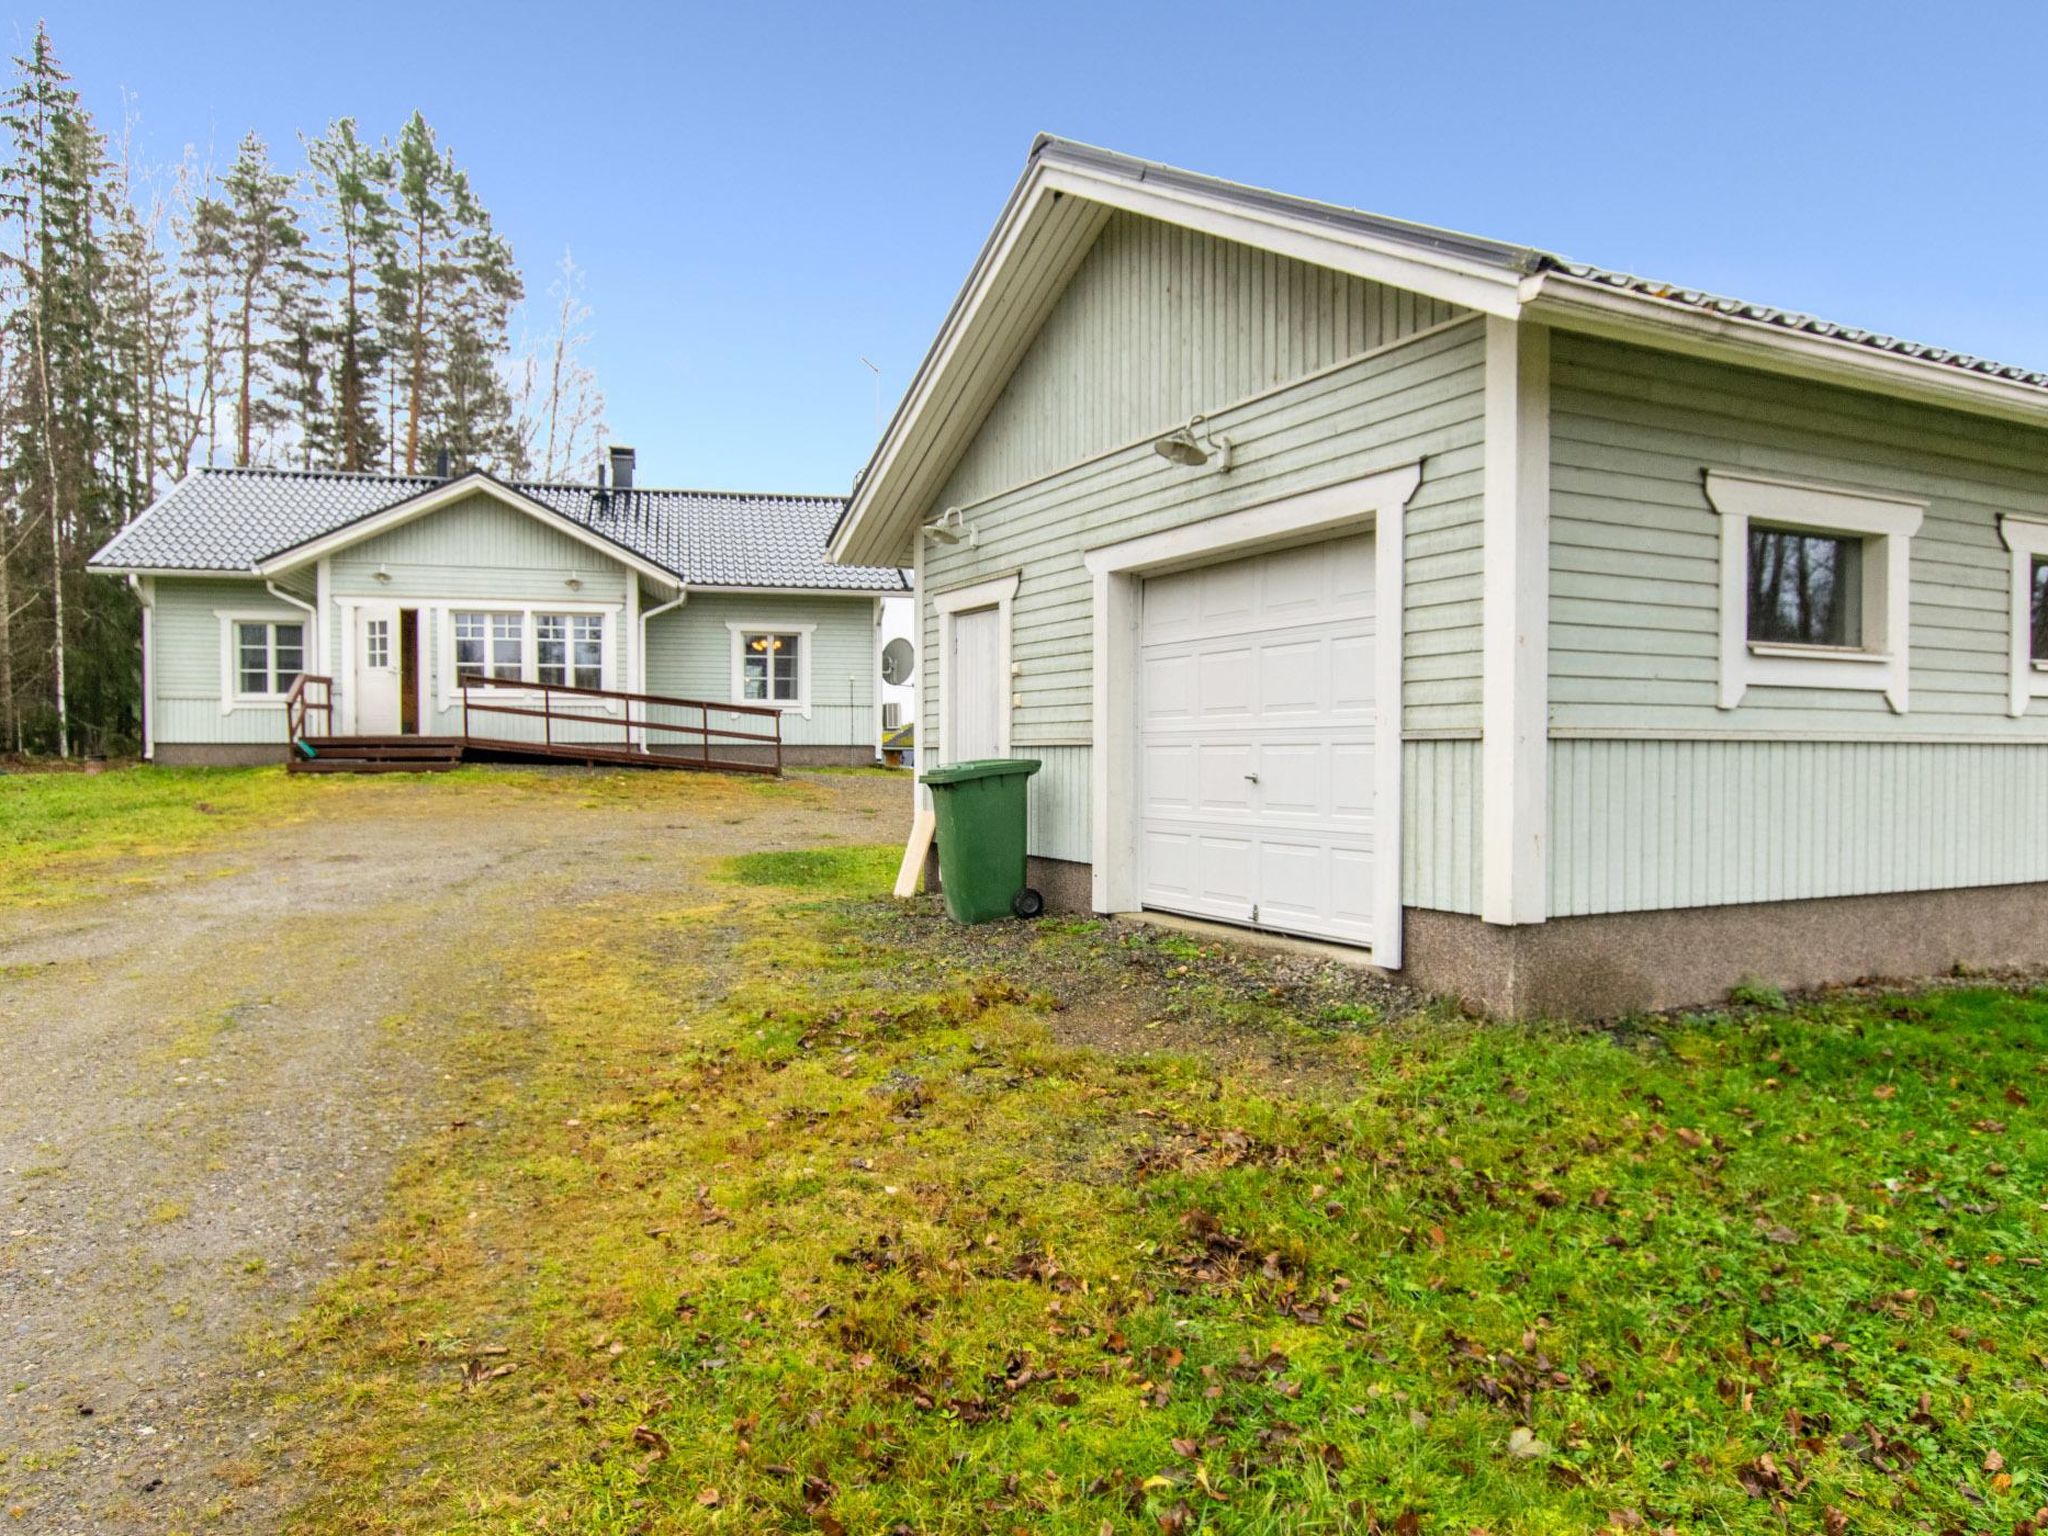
[151, 743, 288, 766]
[1024, 856, 2048, 1018]
[1404, 883, 2048, 1017]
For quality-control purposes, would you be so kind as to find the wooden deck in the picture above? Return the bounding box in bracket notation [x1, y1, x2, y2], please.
[284, 675, 785, 776]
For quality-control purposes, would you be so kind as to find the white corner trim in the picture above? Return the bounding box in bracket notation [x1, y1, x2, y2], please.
[1997, 513, 2048, 718]
[932, 572, 1020, 766]
[1082, 462, 1422, 969]
[1481, 318, 1550, 927]
[1703, 469, 1924, 714]
[726, 620, 817, 718]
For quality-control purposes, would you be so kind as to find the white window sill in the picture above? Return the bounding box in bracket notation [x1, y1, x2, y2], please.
[1745, 642, 1892, 664]
[228, 696, 289, 708]
[2033, 659, 2048, 674]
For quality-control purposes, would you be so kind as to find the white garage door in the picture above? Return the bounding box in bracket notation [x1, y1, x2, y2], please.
[1138, 532, 1377, 946]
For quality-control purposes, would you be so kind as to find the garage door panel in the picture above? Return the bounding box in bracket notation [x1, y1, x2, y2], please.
[1139, 530, 1379, 947]
[1196, 743, 1257, 812]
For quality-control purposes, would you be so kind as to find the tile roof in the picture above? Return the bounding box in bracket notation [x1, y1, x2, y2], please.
[1549, 264, 2048, 391]
[90, 467, 909, 592]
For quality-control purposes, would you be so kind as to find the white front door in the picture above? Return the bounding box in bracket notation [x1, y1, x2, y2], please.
[1137, 532, 1377, 946]
[354, 603, 402, 734]
[947, 605, 1003, 762]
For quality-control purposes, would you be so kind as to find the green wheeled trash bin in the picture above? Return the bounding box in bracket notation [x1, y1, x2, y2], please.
[920, 758, 1043, 923]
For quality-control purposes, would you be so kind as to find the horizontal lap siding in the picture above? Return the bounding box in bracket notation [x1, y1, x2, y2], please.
[1550, 739, 2048, 914]
[1549, 333, 2048, 735]
[151, 576, 308, 744]
[1550, 333, 2048, 913]
[647, 592, 876, 748]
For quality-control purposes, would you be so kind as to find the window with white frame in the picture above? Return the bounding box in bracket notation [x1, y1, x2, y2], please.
[1704, 470, 1924, 714]
[235, 620, 304, 698]
[1996, 514, 2048, 716]
[741, 632, 801, 702]
[726, 622, 814, 712]
[537, 612, 604, 689]
[453, 611, 525, 682]
[364, 617, 390, 669]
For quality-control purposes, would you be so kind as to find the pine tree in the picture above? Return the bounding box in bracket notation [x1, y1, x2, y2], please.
[380, 112, 521, 474]
[304, 118, 390, 471]
[0, 22, 110, 754]
[186, 133, 310, 466]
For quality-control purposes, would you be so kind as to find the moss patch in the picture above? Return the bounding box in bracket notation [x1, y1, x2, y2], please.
[254, 848, 2048, 1534]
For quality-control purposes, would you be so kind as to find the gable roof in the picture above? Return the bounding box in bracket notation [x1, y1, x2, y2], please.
[90, 466, 909, 592]
[829, 135, 2048, 567]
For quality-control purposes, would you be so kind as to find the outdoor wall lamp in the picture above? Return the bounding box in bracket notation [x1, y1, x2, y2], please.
[565, 575, 584, 591]
[1152, 413, 1234, 471]
[923, 506, 977, 548]
[372, 564, 392, 583]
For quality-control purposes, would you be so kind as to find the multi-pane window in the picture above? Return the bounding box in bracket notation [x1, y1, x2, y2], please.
[2033, 556, 2048, 664]
[454, 611, 524, 681]
[537, 613, 604, 689]
[740, 632, 801, 702]
[236, 621, 304, 697]
[364, 617, 390, 669]
[1747, 526, 1862, 648]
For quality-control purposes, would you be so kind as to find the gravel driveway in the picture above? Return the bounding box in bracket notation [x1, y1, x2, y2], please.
[0, 766, 907, 1532]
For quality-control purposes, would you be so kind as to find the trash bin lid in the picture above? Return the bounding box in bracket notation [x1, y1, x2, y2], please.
[919, 757, 1043, 786]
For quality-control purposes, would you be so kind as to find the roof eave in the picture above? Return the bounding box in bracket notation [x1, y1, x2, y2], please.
[829, 138, 1533, 570]
[1521, 272, 2048, 432]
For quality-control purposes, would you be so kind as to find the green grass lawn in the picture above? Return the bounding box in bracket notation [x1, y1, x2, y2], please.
[266, 850, 2048, 1534]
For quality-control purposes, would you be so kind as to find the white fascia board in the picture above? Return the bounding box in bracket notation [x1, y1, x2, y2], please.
[1521, 272, 2048, 433]
[681, 583, 907, 598]
[1036, 162, 1525, 320]
[829, 156, 1528, 572]
[251, 473, 683, 591]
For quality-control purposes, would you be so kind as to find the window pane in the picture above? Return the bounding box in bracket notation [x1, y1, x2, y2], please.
[741, 636, 769, 701]
[1748, 528, 1859, 647]
[274, 624, 304, 691]
[490, 612, 523, 680]
[2033, 556, 2048, 663]
[364, 618, 389, 669]
[536, 614, 567, 686]
[238, 622, 270, 694]
[572, 616, 603, 690]
[454, 613, 486, 679]
[770, 634, 799, 700]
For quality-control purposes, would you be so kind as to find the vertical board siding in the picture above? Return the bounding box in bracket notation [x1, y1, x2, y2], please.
[1549, 332, 2048, 738]
[1023, 746, 1092, 864]
[646, 592, 877, 749]
[1550, 739, 2048, 915]
[942, 212, 1468, 509]
[1402, 739, 1482, 913]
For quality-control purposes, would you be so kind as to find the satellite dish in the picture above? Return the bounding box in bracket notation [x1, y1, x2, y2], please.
[880, 637, 916, 687]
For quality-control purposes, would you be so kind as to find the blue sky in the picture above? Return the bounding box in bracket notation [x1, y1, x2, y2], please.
[28, 1, 2048, 494]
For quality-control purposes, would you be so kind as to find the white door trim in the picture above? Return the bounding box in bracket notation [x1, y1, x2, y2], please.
[933, 572, 1019, 766]
[1083, 460, 1422, 969]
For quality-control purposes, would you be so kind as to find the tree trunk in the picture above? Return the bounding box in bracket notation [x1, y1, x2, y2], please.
[404, 223, 426, 474]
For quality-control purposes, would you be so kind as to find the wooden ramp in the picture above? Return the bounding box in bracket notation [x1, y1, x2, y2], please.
[284, 675, 786, 776]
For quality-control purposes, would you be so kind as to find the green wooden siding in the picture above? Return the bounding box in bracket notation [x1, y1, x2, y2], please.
[1549, 332, 2048, 737]
[149, 576, 308, 744]
[328, 493, 631, 606]
[645, 591, 878, 748]
[915, 210, 1487, 906]
[1550, 739, 2048, 915]
[943, 211, 1468, 508]
[1548, 333, 2048, 913]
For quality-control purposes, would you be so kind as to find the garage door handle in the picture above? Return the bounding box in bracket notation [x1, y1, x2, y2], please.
[1244, 772, 1259, 783]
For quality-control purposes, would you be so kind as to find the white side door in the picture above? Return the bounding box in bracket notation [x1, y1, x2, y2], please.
[946, 605, 1004, 762]
[1137, 532, 1377, 946]
[353, 602, 401, 735]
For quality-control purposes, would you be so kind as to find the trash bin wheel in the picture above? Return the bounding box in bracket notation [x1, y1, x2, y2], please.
[1011, 887, 1045, 920]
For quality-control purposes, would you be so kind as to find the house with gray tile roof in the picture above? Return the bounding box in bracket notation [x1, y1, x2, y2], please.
[90, 454, 909, 767]
[831, 135, 2048, 1015]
